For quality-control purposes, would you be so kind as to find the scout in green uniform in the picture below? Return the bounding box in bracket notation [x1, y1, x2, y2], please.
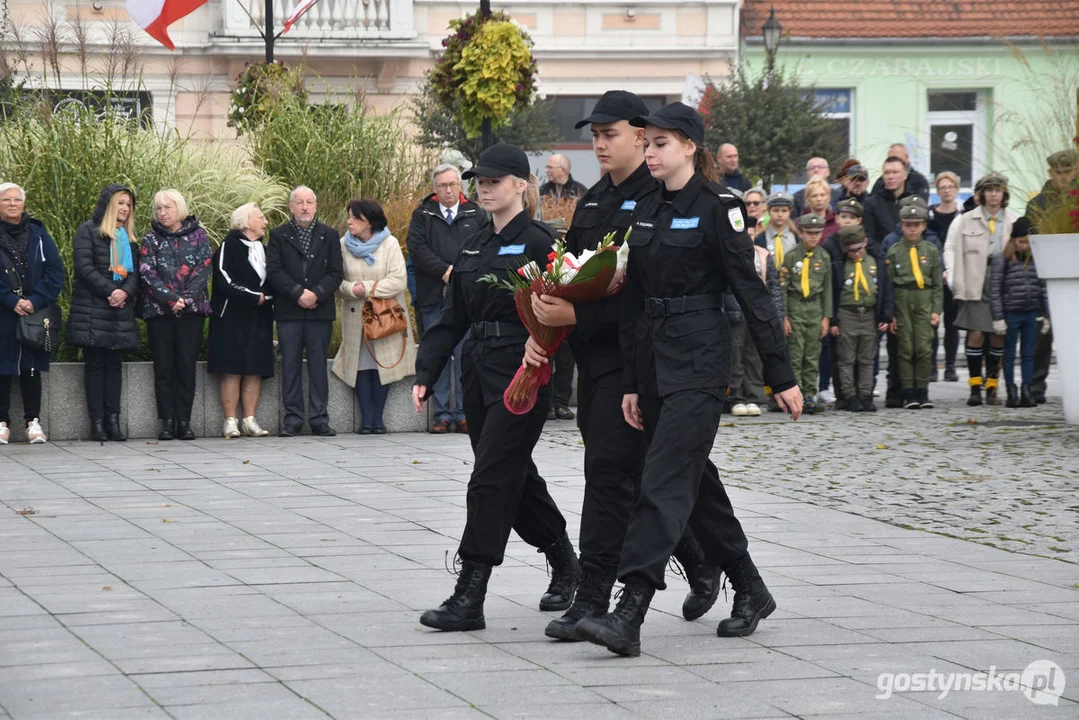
[780, 213, 832, 413]
[885, 204, 943, 409]
[831, 225, 887, 412]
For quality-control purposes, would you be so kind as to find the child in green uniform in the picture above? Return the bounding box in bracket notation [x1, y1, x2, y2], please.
[885, 204, 943, 409]
[831, 225, 887, 412]
[780, 213, 832, 413]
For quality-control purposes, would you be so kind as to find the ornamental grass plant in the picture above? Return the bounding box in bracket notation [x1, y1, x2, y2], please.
[0, 101, 290, 360]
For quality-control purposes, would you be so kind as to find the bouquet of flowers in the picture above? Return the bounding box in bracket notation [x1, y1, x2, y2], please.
[482, 230, 631, 414]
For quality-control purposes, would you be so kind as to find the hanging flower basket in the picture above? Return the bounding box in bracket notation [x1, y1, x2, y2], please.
[428, 9, 538, 138]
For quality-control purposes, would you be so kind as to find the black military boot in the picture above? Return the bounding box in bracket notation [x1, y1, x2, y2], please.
[860, 395, 877, 412]
[967, 379, 983, 407]
[672, 537, 722, 621]
[539, 533, 579, 611]
[419, 560, 492, 631]
[1005, 384, 1019, 408]
[984, 380, 1001, 406]
[716, 554, 776, 638]
[575, 581, 654, 657]
[105, 413, 126, 442]
[90, 417, 107, 442]
[544, 563, 615, 641]
[1020, 384, 1036, 408]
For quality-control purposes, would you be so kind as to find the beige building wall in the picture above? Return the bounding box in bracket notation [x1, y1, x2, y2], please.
[5, 0, 738, 154]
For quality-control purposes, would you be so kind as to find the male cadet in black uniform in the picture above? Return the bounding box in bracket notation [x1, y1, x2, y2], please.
[526, 91, 720, 642]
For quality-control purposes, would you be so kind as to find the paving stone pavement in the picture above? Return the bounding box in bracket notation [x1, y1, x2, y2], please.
[0, 365, 1077, 719]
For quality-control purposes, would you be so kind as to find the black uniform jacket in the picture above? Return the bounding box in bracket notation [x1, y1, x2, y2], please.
[565, 162, 657, 383]
[619, 172, 796, 398]
[415, 210, 557, 405]
[406, 195, 487, 308]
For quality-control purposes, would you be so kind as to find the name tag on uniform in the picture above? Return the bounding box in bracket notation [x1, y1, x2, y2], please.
[498, 244, 526, 255]
[671, 217, 700, 230]
[620, 200, 637, 211]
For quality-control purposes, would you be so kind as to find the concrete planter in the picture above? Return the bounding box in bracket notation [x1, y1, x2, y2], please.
[1030, 233, 1079, 424]
[2, 360, 431, 442]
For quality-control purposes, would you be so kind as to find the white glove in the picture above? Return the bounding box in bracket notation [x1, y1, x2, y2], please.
[992, 319, 1007, 334]
[1041, 317, 1051, 335]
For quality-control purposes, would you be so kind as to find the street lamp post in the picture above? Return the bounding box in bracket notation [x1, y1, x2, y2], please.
[265, 0, 275, 62]
[762, 6, 782, 76]
[479, 0, 493, 150]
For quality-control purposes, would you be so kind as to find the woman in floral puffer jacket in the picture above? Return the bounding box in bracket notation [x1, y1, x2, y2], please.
[138, 189, 213, 440]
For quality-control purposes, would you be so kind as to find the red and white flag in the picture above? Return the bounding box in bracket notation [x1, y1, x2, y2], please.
[284, 0, 321, 33]
[127, 0, 209, 50]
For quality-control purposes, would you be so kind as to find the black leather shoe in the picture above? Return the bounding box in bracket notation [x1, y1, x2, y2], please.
[419, 560, 491, 631]
[90, 418, 107, 442]
[885, 392, 903, 409]
[539, 533, 579, 611]
[672, 537, 721, 621]
[1033, 390, 1047, 405]
[944, 365, 959, 382]
[312, 425, 336, 437]
[175, 420, 196, 441]
[861, 396, 877, 412]
[555, 406, 575, 420]
[279, 425, 302, 437]
[359, 426, 373, 435]
[372, 425, 387, 434]
[576, 582, 654, 657]
[105, 413, 126, 442]
[158, 419, 175, 441]
[545, 564, 616, 642]
[716, 554, 776, 638]
[967, 383, 983, 407]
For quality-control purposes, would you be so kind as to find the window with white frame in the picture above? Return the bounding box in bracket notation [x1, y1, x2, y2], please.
[925, 90, 987, 190]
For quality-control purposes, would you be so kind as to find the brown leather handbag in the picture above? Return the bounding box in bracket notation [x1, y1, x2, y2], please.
[362, 281, 408, 369]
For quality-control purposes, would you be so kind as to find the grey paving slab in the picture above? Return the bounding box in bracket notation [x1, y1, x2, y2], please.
[1, 386, 1077, 719]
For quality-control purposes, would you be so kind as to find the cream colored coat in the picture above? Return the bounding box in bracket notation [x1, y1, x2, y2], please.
[944, 206, 1018, 301]
[332, 233, 417, 386]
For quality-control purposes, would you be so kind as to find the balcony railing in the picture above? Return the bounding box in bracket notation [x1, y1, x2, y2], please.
[219, 0, 415, 41]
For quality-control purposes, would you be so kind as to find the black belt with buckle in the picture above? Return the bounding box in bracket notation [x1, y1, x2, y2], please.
[644, 294, 724, 317]
[470, 320, 529, 340]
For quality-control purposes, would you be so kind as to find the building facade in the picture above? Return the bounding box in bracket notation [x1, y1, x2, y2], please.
[6, 0, 743, 185]
[739, 0, 1079, 210]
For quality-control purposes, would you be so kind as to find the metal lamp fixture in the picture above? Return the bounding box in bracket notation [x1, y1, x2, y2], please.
[762, 6, 782, 59]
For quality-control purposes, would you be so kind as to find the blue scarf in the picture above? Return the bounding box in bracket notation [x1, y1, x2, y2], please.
[344, 227, 390, 265]
[111, 226, 134, 282]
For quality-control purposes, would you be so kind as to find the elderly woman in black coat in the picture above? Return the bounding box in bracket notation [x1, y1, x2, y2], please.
[0, 183, 65, 445]
[68, 183, 140, 442]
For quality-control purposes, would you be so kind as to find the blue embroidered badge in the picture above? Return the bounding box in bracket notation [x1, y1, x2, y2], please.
[620, 200, 637, 211]
[498, 244, 526, 255]
[670, 217, 700, 230]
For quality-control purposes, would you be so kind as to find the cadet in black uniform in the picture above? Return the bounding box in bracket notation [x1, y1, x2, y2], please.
[575, 103, 803, 657]
[525, 91, 722, 642]
[412, 144, 579, 632]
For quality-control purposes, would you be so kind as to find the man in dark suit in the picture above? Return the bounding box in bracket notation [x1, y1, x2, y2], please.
[267, 185, 344, 437]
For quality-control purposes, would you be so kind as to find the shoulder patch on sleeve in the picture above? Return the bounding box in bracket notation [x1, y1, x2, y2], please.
[728, 207, 745, 232]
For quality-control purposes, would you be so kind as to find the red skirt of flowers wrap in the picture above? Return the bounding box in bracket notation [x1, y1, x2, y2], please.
[503, 252, 622, 415]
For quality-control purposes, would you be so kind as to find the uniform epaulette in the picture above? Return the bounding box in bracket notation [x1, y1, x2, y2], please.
[704, 181, 742, 206]
[532, 218, 558, 238]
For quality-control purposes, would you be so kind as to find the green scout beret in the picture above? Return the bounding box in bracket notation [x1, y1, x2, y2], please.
[767, 192, 794, 208]
[835, 198, 863, 217]
[975, 171, 1008, 191]
[838, 224, 867, 247]
[797, 213, 826, 230]
[1048, 150, 1076, 172]
[899, 204, 928, 222]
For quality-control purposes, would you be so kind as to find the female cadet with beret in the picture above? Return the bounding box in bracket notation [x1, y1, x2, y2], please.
[412, 143, 578, 632]
[575, 102, 802, 657]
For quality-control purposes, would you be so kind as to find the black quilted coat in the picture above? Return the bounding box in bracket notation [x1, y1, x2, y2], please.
[66, 184, 140, 350]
